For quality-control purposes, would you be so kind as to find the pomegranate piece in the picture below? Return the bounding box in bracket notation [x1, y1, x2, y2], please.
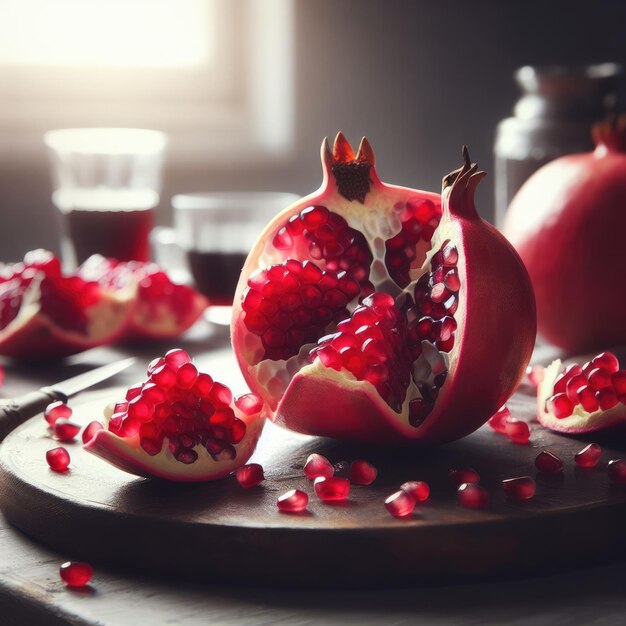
[59, 561, 93, 587]
[607, 459, 626, 485]
[487, 405, 510, 433]
[449, 468, 480, 486]
[303, 453, 334, 479]
[349, 460, 378, 485]
[538, 353, 626, 434]
[81, 421, 104, 444]
[314, 476, 350, 501]
[83, 350, 266, 481]
[44, 401, 72, 425]
[235, 463, 265, 488]
[400, 480, 430, 502]
[231, 138, 536, 445]
[53, 419, 81, 442]
[575, 443, 602, 468]
[46, 447, 70, 472]
[277, 489, 308, 512]
[502, 476, 536, 500]
[535, 450, 563, 473]
[457, 483, 489, 509]
[384, 490, 416, 518]
[504, 418, 530, 444]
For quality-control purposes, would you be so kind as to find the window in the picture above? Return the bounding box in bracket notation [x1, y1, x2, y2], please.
[0, 0, 294, 163]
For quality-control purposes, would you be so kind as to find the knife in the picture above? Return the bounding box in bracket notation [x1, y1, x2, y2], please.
[0, 357, 135, 442]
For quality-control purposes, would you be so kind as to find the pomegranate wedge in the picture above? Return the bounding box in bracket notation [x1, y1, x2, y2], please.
[84, 350, 266, 481]
[231, 135, 536, 444]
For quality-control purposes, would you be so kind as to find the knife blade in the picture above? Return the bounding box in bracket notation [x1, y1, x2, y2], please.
[0, 357, 135, 442]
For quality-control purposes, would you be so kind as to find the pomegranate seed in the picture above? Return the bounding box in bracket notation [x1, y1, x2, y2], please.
[591, 351, 619, 374]
[577, 386, 599, 413]
[235, 463, 264, 488]
[607, 459, 626, 484]
[535, 450, 563, 473]
[125, 382, 143, 401]
[546, 393, 574, 419]
[349, 460, 378, 485]
[44, 401, 72, 425]
[488, 405, 510, 433]
[385, 490, 416, 517]
[504, 418, 530, 443]
[234, 393, 264, 415]
[400, 480, 430, 502]
[127, 396, 153, 422]
[449, 468, 480, 486]
[59, 561, 93, 587]
[611, 370, 626, 396]
[587, 367, 612, 391]
[575, 443, 602, 468]
[53, 419, 81, 442]
[176, 362, 198, 389]
[151, 364, 177, 389]
[457, 483, 489, 509]
[81, 421, 103, 444]
[502, 476, 536, 500]
[314, 476, 350, 501]
[277, 489, 308, 512]
[46, 447, 70, 471]
[164, 348, 192, 369]
[565, 374, 587, 402]
[303, 453, 334, 479]
[596, 388, 618, 410]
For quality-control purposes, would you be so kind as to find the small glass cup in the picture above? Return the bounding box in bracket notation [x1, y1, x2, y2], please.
[44, 128, 168, 266]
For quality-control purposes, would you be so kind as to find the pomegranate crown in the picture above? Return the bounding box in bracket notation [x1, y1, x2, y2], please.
[592, 114, 626, 153]
[321, 132, 376, 203]
[442, 146, 486, 219]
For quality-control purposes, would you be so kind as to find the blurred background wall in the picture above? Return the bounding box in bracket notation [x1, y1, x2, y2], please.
[0, 0, 625, 261]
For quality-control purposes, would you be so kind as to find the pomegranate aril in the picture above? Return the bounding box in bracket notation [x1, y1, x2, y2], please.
[176, 362, 198, 389]
[449, 468, 480, 486]
[53, 419, 81, 442]
[385, 490, 416, 517]
[127, 396, 153, 422]
[596, 388, 618, 410]
[607, 459, 626, 484]
[303, 453, 334, 479]
[505, 418, 531, 443]
[535, 450, 563, 473]
[277, 489, 308, 512]
[612, 370, 626, 396]
[44, 401, 72, 425]
[314, 476, 350, 501]
[349, 460, 378, 485]
[151, 364, 177, 389]
[175, 448, 198, 464]
[577, 386, 600, 413]
[457, 483, 489, 509]
[46, 447, 70, 471]
[488, 405, 510, 433]
[400, 480, 430, 502]
[546, 393, 574, 419]
[587, 368, 612, 391]
[59, 561, 93, 587]
[591, 351, 619, 374]
[125, 382, 143, 401]
[575, 443, 602, 468]
[566, 374, 587, 402]
[81, 421, 103, 444]
[234, 393, 263, 415]
[235, 463, 264, 488]
[502, 476, 535, 500]
[193, 373, 214, 397]
[164, 348, 191, 369]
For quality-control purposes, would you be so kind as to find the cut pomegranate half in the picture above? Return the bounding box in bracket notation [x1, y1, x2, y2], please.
[231, 136, 536, 444]
[84, 350, 266, 481]
[537, 352, 626, 434]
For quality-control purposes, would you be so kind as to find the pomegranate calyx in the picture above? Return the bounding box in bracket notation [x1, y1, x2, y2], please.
[327, 132, 373, 203]
[442, 146, 486, 221]
[592, 114, 626, 154]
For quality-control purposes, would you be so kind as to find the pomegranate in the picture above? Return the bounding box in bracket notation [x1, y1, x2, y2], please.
[537, 351, 626, 434]
[0, 250, 131, 359]
[84, 350, 265, 481]
[504, 116, 626, 351]
[78, 255, 208, 341]
[231, 135, 536, 444]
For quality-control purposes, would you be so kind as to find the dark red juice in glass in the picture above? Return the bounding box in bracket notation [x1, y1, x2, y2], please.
[187, 250, 247, 305]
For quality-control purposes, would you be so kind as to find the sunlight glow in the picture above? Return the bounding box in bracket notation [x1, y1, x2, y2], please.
[0, 0, 215, 67]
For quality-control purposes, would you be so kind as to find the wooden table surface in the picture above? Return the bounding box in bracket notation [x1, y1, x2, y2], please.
[1, 320, 625, 625]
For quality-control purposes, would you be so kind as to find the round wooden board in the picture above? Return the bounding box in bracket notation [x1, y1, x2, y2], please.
[1, 377, 626, 588]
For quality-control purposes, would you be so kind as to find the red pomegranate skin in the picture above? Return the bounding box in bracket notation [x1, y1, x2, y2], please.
[503, 118, 626, 352]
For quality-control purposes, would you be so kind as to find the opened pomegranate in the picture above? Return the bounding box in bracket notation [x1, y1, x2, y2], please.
[538, 351, 626, 434]
[78, 255, 208, 341]
[84, 349, 265, 481]
[0, 250, 131, 359]
[231, 135, 536, 444]
[504, 116, 626, 351]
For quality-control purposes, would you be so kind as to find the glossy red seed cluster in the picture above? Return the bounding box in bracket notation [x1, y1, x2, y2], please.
[575, 443, 602, 468]
[242, 259, 361, 362]
[59, 561, 93, 587]
[502, 476, 536, 500]
[235, 463, 265, 488]
[608, 459, 626, 484]
[53, 419, 81, 442]
[46, 447, 70, 471]
[108, 349, 255, 465]
[384, 198, 441, 287]
[310, 292, 412, 412]
[546, 352, 623, 418]
[535, 450, 563, 473]
[277, 489, 308, 512]
[314, 476, 351, 501]
[457, 483, 489, 509]
[349, 460, 378, 485]
[303, 453, 334, 479]
[44, 401, 73, 425]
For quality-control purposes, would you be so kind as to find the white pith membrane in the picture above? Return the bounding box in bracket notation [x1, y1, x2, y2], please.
[538, 359, 626, 433]
[239, 180, 465, 433]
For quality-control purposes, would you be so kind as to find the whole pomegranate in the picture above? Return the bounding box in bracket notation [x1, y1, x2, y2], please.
[231, 134, 536, 444]
[504, 117, 626, 351]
